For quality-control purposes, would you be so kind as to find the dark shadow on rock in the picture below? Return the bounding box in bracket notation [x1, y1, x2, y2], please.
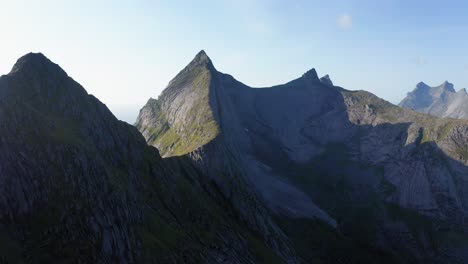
[200, 66, 468, 263]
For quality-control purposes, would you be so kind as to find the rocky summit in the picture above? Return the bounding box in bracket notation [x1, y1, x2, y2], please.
[137, 51, 468, 263]
[400, 81, 468, 119]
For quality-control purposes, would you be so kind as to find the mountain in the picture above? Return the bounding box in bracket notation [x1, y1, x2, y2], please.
[0, 53, 298, 263]
[399, 81, 468, 119]
[137, 51, 468, 263]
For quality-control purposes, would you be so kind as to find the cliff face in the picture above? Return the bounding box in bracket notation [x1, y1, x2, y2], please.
[400, 81, 468, 119]
[0, 53, 291, 263]
[138, 51, 468, 263]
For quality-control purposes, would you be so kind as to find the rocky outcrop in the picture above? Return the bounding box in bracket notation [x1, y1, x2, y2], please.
[0, 53, 289, 263]
[138, 51, 468, 263]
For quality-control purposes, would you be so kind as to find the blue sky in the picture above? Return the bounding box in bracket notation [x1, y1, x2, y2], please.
[1, 0, 467, 123]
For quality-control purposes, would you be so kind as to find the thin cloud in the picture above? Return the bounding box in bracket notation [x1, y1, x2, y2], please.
[338, 14, 353, 30]
[410, 56, 428, 65]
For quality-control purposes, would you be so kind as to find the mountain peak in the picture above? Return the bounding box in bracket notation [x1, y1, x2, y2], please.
[400, 80, 466, 117]
[415, 81, 429, 89]
[320, 74, 334, 86]
[196, 49, 208, 59]
[416, 81, 428, 86]
[189, 49, 213, 68]
[9, 52, 67, 77]
[2, 53, 86, 108]
[442, 80, 454, 87]
[438, 81, 455, 93]
[302, 68, 320, 82]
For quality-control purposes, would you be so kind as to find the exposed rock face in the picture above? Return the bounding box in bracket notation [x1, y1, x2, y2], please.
[137, 50, 220, 157]
[0, 53, 292, 263]
[138, 51, 468, 263]
[400, 81, 468, 119]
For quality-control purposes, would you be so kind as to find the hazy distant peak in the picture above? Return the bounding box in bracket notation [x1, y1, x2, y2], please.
[438, 81, 455, 93]
[416, 81, 429, 89]
[400, 80, 468, 119]
[412, 81, 455, 94]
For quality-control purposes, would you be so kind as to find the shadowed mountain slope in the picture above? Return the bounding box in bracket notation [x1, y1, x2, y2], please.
[0, 53, 298, 263]
[137, 51, 468, 263]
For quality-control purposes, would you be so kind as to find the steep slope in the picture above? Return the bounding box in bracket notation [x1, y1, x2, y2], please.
[138, 51, 308, 263]
[137, 51, 219, 156]
[138, 51, 468, 263]
[0, 53, 295, 263]
[400, 81, 468, 119]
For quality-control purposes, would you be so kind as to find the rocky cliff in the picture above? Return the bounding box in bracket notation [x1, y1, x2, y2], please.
[0, 53, 295, 263]
[137, 51, 468, 263]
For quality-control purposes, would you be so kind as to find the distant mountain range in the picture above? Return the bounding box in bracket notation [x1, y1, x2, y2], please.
[400, 81, 468, 119]
[0, 51, 467, 263]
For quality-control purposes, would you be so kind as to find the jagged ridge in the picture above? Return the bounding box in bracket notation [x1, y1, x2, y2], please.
[400, 81, 468, 119]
